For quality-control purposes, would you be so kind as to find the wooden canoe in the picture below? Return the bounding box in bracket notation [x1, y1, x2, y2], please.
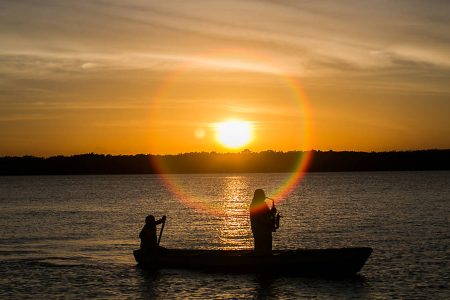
[133, 247, 372, 276]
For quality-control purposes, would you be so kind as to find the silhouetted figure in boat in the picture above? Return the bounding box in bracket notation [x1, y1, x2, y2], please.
[139, 215, 166, 254]
[250, 189, 277, 255]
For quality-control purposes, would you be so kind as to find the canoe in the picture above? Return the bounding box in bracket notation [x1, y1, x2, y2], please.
[133, 247, 372, 276]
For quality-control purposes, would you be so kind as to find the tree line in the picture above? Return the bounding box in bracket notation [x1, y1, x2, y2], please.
[0, 149, 449, 175]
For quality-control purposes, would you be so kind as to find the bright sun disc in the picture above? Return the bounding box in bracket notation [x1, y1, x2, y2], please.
[215, 120, 252, 148]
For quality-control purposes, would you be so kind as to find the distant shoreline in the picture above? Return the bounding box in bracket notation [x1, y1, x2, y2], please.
[1, 150, 449, 175]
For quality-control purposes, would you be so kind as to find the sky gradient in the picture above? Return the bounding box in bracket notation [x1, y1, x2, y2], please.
[1, 0, 449, 156]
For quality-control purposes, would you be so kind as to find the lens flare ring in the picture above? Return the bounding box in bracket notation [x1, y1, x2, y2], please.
[149, 49, 314, 216]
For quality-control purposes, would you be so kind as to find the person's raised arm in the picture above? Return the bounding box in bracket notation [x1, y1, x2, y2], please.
[155, 215, 166, 225]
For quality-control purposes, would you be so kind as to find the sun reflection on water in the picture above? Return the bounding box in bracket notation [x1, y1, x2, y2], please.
[217, 176, 253, 250]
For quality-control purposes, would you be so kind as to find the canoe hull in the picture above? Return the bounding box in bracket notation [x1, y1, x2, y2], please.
[134, 247, 372, 276]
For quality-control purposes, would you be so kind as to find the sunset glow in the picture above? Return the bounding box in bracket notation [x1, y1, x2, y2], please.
[0, 1, 448, 157]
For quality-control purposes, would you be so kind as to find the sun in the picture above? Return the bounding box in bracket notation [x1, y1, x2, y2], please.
[215, 120, 252, 149]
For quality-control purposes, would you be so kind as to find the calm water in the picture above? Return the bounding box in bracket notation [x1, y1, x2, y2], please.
[0, 172, 448, 299]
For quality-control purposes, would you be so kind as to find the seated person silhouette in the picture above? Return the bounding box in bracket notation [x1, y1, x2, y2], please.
[249, 189, 273, 255]
[139, 215, 166, 254]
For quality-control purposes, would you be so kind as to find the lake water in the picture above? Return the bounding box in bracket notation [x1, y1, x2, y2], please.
[0, 172, 448, 299]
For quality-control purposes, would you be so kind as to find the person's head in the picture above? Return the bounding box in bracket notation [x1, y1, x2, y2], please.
[252, 189, 266, 203]
[145, 215, 155, 225]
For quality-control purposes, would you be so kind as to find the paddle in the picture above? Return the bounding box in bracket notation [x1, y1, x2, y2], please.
[157, 216, 166, 246]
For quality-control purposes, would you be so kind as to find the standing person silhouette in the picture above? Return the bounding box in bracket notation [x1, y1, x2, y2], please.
[250, 189, 273, 255]
[139, 215, 166, 254]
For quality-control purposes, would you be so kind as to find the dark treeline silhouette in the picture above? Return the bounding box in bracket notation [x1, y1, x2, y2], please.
[0, 150, 449, 175]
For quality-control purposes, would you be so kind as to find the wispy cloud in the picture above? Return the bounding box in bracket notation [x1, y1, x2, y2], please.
[1, 0, 448, 75]
[0, 113, 58, 122]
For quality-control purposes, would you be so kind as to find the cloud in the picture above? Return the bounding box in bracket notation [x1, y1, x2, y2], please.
[2, 0, 449, 75]
[0, 113, 58, 122]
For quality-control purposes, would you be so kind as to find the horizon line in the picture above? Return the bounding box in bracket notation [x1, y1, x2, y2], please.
[2, 148, 449, 159]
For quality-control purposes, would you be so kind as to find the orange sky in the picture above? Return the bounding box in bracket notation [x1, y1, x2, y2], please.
[0, 1, 449, 156]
